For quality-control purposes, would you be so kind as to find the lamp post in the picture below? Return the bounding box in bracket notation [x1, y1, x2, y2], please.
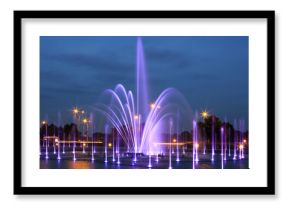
[82, 117, 90, 153]
[200, 110, 209, 155]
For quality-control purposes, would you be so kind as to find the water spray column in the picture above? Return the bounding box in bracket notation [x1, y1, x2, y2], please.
[133, 114, 139, 162]
[194, 121, 199, 162]
[211, 116, 215, 161]
[73, 125, 76, 161]
[148, 143, 152, 168]
[117, 133, 120, 165]
[57, 113, 61, 160]
[221, 127, 224, 169]
[43, 120, 49, 159]
[238, 120, 242, 159]
[224, 120, 227, 161]
[104, 125, 108, 163]
[112, 131, 115, 162]
[62, 132, 65, 154]
[57, 129, 61, 160]
[82, 120, 86, 154]
[176, 133, 180, 162]
[228, 127, 231, 157]
[192, 120, 196, 169]
[53, 126, 56, 154]
[136, 37, 150, 159]
[233, 120, 237, 160]
[182, 134, 186, 155]
[90, 114, 94, 161]
[155, 145, 159, 162]
[176, 112, 180, 162]
[169, 119, 173, 169]
[241, 120, 245, 159]
[203, 127, 206, 155]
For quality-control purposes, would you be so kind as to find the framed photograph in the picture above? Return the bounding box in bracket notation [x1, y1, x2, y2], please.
[14, 10, 275, 195]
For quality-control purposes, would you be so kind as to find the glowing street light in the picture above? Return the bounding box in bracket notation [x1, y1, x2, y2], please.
[201, 110, 209, 119]
[173, 138, 177, 143]
[82, 118, 89, 124]
[72, 107, 79, 115]
[42, 120, 47, 125]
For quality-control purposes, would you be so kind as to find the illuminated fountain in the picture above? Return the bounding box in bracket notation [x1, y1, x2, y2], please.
[40, 37, 248, 170]
[94, 37, 193, 166]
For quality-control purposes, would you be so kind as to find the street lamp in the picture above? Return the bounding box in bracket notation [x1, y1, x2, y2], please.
[82, 117, 90, 146]
[201, 110, 209, 119]
[72, 107, 79, 115]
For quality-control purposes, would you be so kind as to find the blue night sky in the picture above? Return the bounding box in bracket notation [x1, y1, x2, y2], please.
[40, 36, 248, 129]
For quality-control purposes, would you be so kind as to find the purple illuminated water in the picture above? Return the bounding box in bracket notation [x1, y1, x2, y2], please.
[211, 116, 215, 161]
[233, 119, 237, 160]
[45, 121, 48, 160]
[39, 37, 247, 170]
[176, 112, 180, 162]
[221, 127, 224, 169]
[73, 125, 76, 161]
[95, 37, 193, 157]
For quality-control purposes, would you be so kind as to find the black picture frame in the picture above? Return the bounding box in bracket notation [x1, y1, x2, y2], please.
[14, 10, 275, 195]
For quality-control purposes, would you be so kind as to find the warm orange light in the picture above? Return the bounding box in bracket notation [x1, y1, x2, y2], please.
[239, 144, 244, 149]
[201, 110, 209, 119]
[243, 139, 247, 143]
[55, 138, 58, 142]
[173, 139, 177, 143]
[82, 118, 89, 124]
[83, 143, 86, 146]
[108, 143, 112, 148]
[195, 143, 199, 148]
[73, 107, 79, 114]
[42, 120, 47, 125]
